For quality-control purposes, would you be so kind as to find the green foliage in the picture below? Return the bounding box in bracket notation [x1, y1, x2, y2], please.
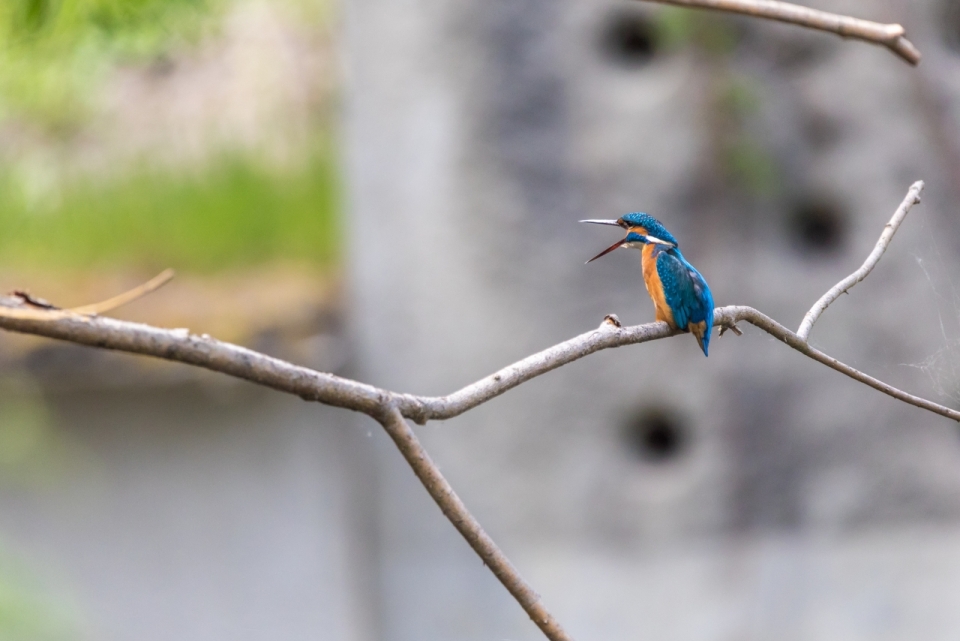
[0, 379, 81, 639]
[0, 390, 52, 473]
[724, 137, 778, 197]
[653, 7, 740, 55]
[0, 0, 341, 271]
[718, 76, 761, 117]
[712, 75, 781, 197]
[651, 8, 780, 197]
[0, 376, 73, 485]
[0, 145, 341, 272]
[0, 565, 79, 641]
[0, 0, 221, 127]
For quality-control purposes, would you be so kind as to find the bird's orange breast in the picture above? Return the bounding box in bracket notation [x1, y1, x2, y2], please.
[641, 245, 676, 328]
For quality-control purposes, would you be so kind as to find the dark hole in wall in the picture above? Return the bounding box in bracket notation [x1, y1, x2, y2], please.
[623, 407, 688, 463]
[599, 10, 658, 68]
[789, 197, 846, 254]
[941, 0, 960, 53]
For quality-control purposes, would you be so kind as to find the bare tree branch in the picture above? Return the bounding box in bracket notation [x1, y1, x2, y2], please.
[0, 306, 388, 414]
[718, 306, 960, 423]
[798, 181, 924, 342]
[3, 297, 952, 423]
[0, 182, 948, 641]
[402, 301, 960, 425]
[398, 315, 674, 424]
[376, 406, 574, 641]
[0, 186, 950, 428]
[640, 0, 921, 65]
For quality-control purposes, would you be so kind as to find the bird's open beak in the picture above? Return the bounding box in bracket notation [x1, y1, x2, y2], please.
[581, 219, 627, 263]
[579, 219, 622, 227]
[585, 238, 626, 263]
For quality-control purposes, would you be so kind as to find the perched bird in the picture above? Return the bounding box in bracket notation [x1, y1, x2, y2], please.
[582, 213, 715, 356]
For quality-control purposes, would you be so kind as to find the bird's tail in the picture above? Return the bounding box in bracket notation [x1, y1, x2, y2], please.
[689, 320, 710, 357]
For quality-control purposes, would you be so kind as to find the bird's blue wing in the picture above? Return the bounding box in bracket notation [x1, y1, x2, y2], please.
[656, 250, 715, 353]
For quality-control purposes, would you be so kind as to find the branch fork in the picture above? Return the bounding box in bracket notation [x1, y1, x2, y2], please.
[797, 181, 924, 342]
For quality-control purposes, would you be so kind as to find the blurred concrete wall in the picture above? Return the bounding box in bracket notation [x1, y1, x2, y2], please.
[345, 0, 960, 639]
[0, 378, 376, 641]
[4, 1, 960, 639]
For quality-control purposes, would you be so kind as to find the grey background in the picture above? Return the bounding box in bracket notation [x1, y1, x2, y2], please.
[2, 0, 960, 639]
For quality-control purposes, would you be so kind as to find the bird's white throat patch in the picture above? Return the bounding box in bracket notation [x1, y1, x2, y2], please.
[645, 235, 674, 246]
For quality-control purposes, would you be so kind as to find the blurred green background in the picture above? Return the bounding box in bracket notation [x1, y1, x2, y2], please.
[0, 148, 339, 272]
[0, 1, 340, 636]
[0, 0, 339, 274]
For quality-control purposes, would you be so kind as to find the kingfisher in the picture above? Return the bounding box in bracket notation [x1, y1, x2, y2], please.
[582, 213, 715, 356]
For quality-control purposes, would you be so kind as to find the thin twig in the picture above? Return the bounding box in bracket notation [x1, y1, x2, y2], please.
[70, 269, 175, 315]
[376, 406, 574, 641]
[640, 0, 921, 65]
[0, 270, 176, 321]
[797, 181, 924, 342]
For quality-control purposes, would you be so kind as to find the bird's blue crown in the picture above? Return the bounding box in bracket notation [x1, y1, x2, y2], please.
[620, 213, 678, 246]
